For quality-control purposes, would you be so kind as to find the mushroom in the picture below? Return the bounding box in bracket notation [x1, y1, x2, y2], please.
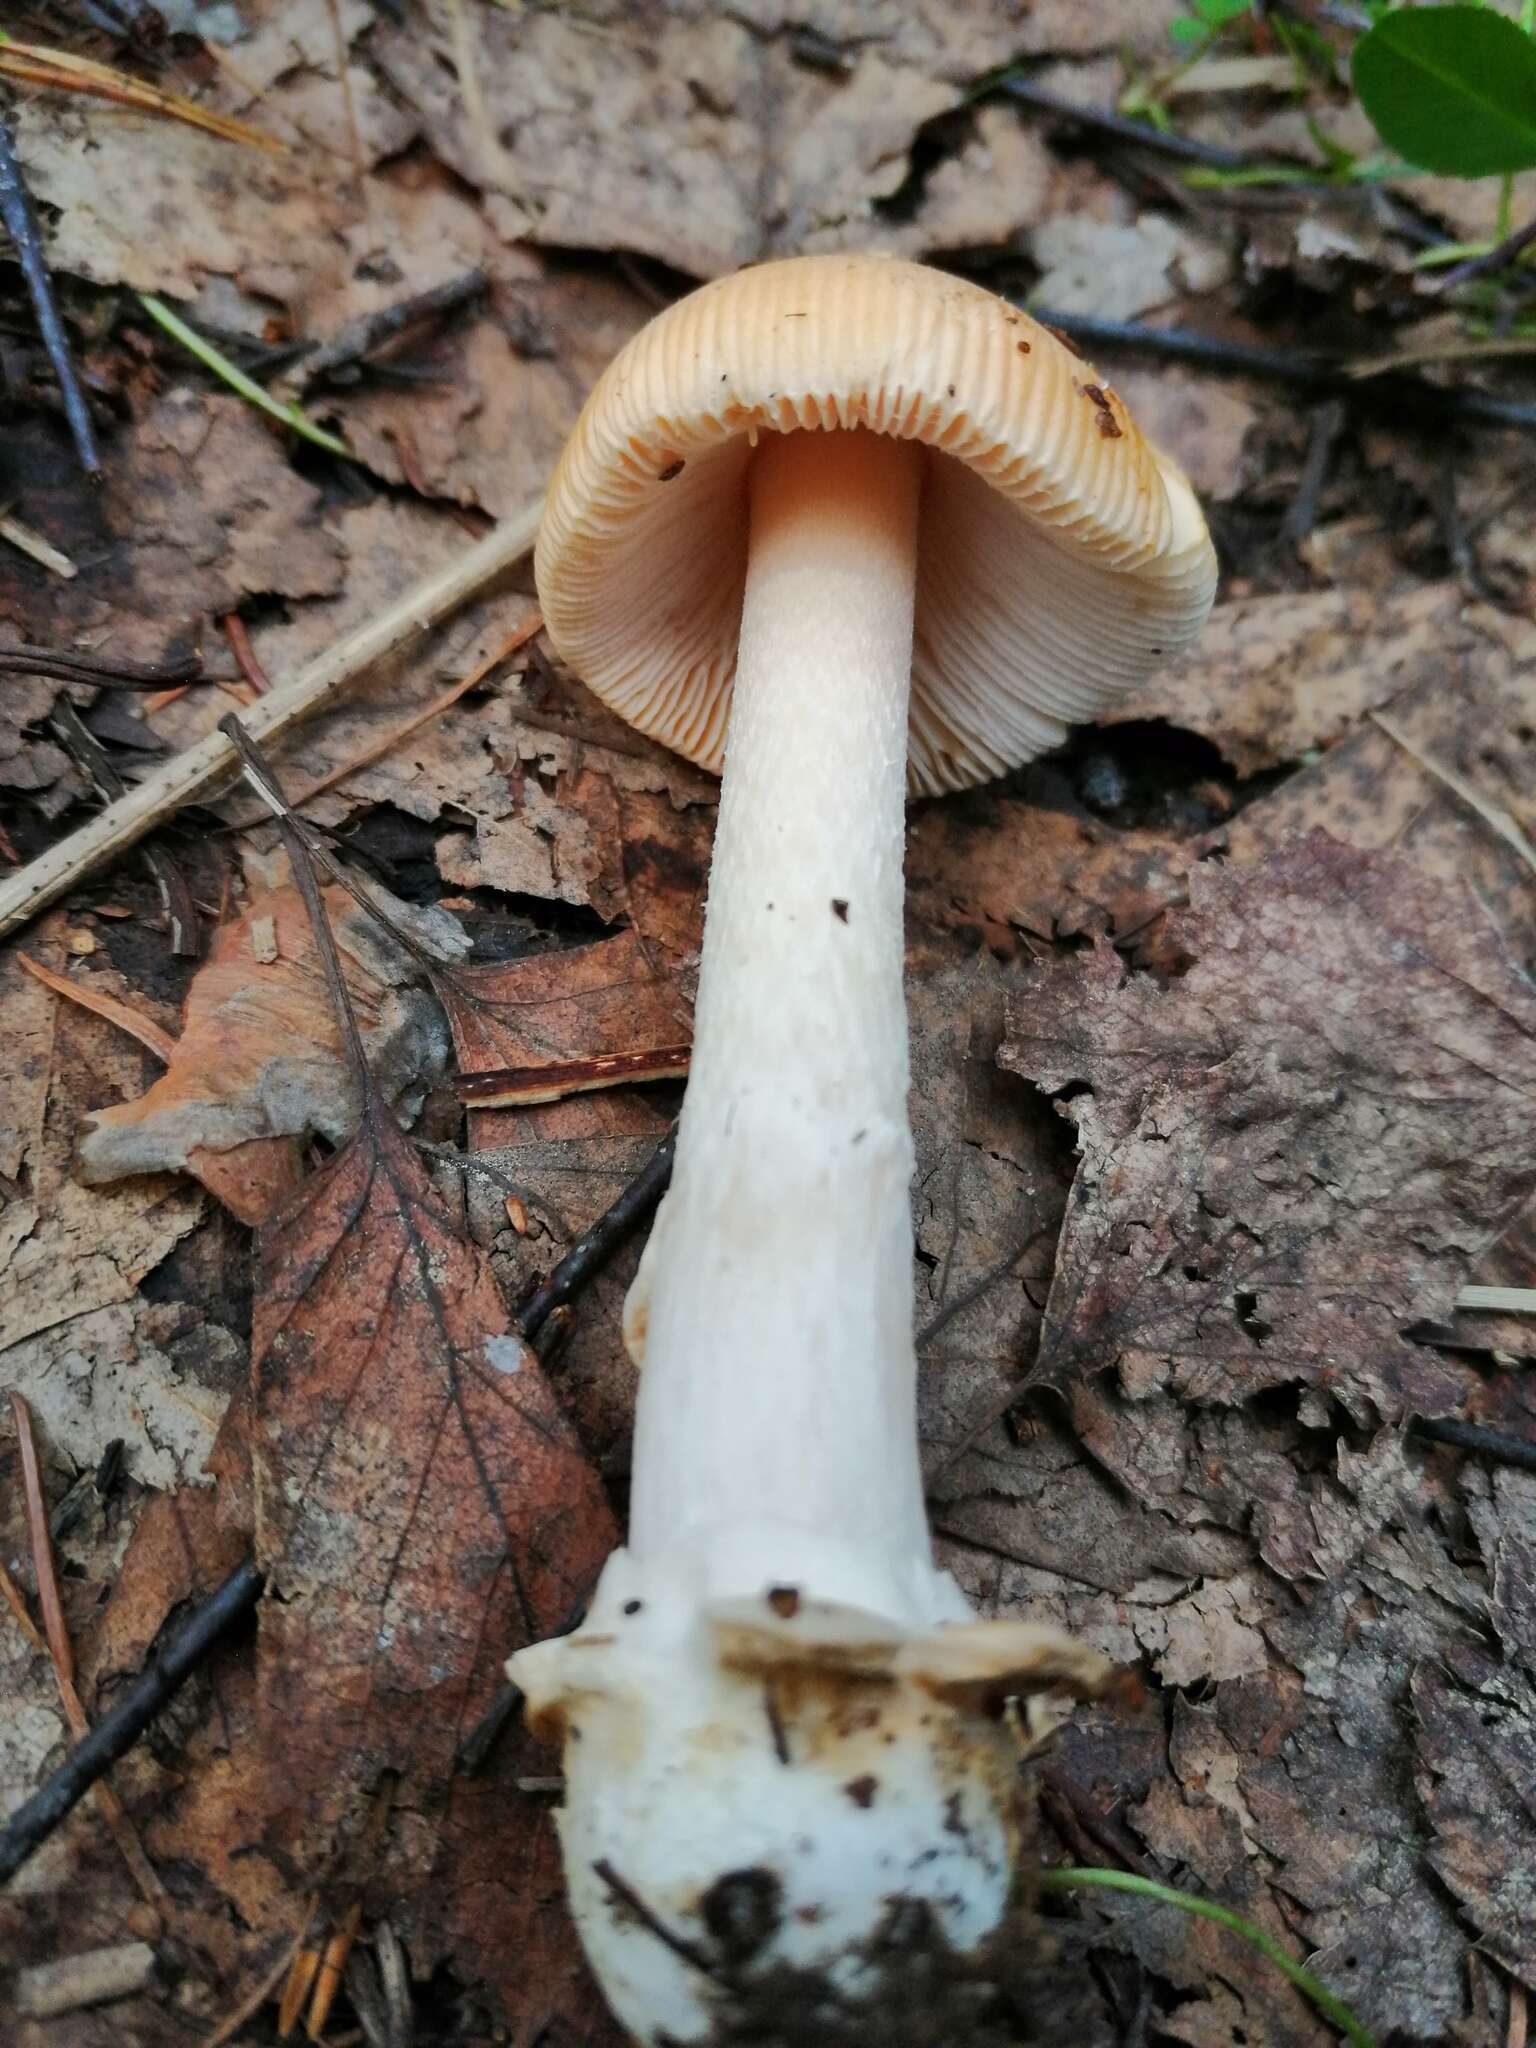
[510, 254, 1216, 2042]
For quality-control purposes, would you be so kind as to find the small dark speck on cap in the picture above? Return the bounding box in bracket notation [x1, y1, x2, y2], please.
[1016, 339, 1031, 355]
[767, 1585, 801, 1618]
[623, 1599, 643, 1615]
[657, 459, 685, 482]
[831, 898, 849, 922]
[844, 1775, 879, 1809]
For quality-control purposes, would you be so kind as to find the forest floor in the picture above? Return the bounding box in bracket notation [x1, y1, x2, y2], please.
[0, 3, 1534, 2045]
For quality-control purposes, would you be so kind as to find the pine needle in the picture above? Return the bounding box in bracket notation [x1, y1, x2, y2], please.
[135, 294, 353, 461]
[0, 39, 285, 154]
[1038, 1867, 1375, 2047]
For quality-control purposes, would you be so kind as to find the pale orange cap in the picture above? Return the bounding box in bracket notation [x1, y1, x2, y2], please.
[536, 254, 1217, 796]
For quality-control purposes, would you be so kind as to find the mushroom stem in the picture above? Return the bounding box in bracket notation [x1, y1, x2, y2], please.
[627, 427, 936, 1612]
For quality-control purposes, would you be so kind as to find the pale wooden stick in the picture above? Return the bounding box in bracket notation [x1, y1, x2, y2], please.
[0, 501, 542, 943]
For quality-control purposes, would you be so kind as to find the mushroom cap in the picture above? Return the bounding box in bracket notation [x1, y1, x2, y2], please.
[536, 253, 1217, 796]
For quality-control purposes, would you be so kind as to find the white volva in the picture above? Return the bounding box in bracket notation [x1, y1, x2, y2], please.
[510, 431, 1114, 2043]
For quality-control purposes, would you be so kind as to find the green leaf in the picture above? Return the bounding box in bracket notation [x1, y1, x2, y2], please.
[1353, 6, 1536, 178]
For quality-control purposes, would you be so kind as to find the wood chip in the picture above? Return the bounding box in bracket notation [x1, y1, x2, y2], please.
[16, 1941, 157, 2017]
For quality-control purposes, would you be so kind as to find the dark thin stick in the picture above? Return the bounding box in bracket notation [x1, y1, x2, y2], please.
[0, 1557, 263, 1885]
[1028, 305, 1536, 433]
[0, 645, 201, 689]
[1413, 1417, 1536, 1473]
[49, 699, 201, 957]
[456, 1678, 524, 1775]
[516, 1133, 675, 1340]
[1427, 212, 1536, 297]
[289, 270, 487, 394]
[1038, 1768, 1155, 1881]
[0, 111, 100, 479]
[1280, 395, 1348, 547]
[592, 1859, 724, 1982]
[990, 76, 1258, 173]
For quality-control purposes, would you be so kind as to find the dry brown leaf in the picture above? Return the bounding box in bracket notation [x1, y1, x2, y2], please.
[77, 879, 465, 1224]
[247, 1075, 617, 2035]
[906, 764, 1220, 969]
[1229, 608, 1536, 965]
[0, 924, 206, 1484]
[0, 389, 345, 814]
[445, 926, 692, 1107]
[373, 0, 1183, 277]
[1414, 1640, 1536, 1992]
[1120, 580, 1465, 778]
[1002, 835, 1536, 1427]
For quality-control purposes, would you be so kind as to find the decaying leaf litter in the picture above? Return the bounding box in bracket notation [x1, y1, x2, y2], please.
[1, 0, 1535, 2042]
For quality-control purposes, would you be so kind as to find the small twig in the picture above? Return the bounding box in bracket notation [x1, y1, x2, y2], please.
[0, 500, 542, 942]
[1369, 710, 1536, 876]
[0, 1558, 49, 1656]
[284, 269, 488, 396]
[221, 613, 270, 695]
[1413, 1417, 1536, 1474]
[11, 1396, 73, 1680]
[1431, 468, 1501, 606]
[592, 1858, 725, 1983]
[1037, 1769, 1155, 1880]
[0, 109, 100, 478]
[516, 1133, 675, 1341]
[0, 509, 78, 577]
[989, 74, 1261, 172]
[0, 1556, 264, 1885]
[1280, 395, 1348, 547]
[1348, 335, 1536, 378]
[1458, 1285, 1536, 1314]
[1026, 305, 1536, 433]
[9, 1394, 168, 1911]
[1425, 212, 1536, 297]
[458, 1044, 691, 1107]
[455, 1678, 524, 1775]
[0, 644, 202, 689]
[48, 699, 201, 956]
[278, 610, 540, 810]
